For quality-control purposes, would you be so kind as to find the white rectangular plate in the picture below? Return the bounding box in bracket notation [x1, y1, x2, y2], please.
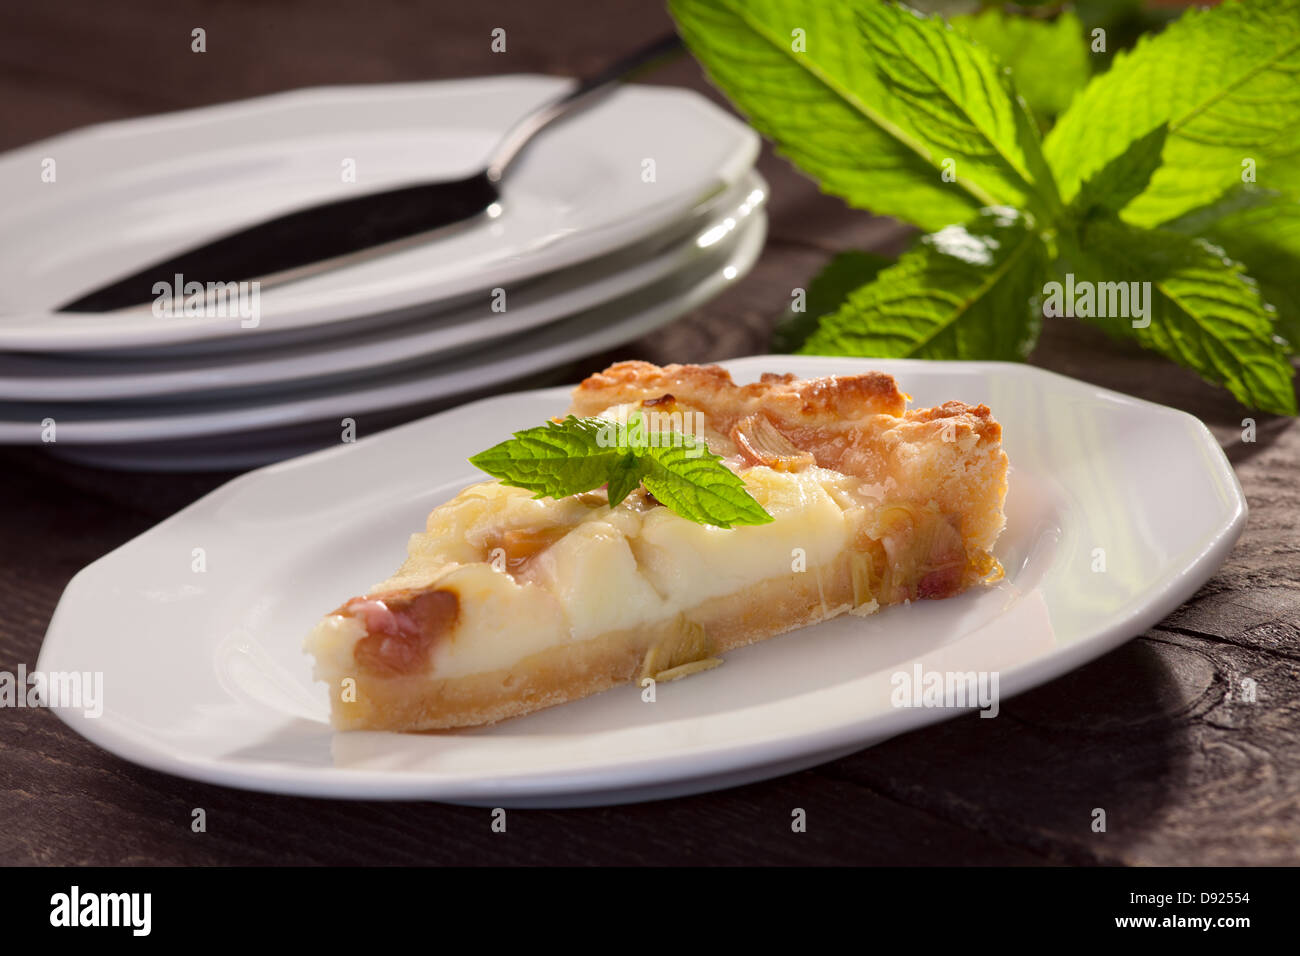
[37, 357, 1246, 806]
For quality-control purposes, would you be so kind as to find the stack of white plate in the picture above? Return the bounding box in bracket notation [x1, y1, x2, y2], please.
[0, 76, 766, 470]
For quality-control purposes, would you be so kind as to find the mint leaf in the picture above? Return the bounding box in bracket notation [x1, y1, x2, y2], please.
[667, 0, 1050, 231]
[469, 416, 774, 527]
[468, 416, 621, 498]
[1158, 185, 1283, 236]
[773, 250, 891, 353]
[671, 0, 1299, 417]
[1044, 0, 1300, 227]
[1072, 123, 1167, 216]
[856, 2, 1062, 224]
[1167, 193, 1300, 347]
[621, 410, 651, 457]
[952, 8, 1090, 132]
[1072, 218, 1297, 414]
[1200, 206, 1300, 349]
[799, 207, 1047, 360]
[605, 453, 645, 508]
[640, 444, 775, 529]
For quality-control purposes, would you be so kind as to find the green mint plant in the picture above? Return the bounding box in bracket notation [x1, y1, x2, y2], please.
[669, 0, 1299, 414]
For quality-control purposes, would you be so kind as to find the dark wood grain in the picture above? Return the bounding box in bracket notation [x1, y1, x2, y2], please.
[1, 0, 1297, 867]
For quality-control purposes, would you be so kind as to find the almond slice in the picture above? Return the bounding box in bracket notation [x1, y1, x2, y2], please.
[731, 413, 816, 471]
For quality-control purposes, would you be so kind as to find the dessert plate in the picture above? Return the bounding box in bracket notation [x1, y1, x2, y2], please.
[5, 211, 765, 447]
[0, 174, 766, 401]
[38, 357, 1246, 805]
[0, 76, 757, 352]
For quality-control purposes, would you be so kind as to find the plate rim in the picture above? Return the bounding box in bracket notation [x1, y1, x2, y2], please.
[2, 210, 767, 444]
[0, 173, 768, 402]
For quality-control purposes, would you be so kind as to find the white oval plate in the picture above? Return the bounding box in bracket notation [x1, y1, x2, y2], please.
[0, 76, 757, 352]
[37, 357, 1245, 806]
[4, 211, 765, 447]
[0, 174, 766, 401]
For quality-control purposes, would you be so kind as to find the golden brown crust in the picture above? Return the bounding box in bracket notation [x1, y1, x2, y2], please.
[569, 360, 909, 428]
[903, 400, 1002, 445]
[570, 363, 1004, 513]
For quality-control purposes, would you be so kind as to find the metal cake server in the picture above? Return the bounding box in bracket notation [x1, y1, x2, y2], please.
[60, 33, 683, 313]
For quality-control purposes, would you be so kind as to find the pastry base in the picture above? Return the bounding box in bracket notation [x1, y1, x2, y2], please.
[325, 557, 869, 731]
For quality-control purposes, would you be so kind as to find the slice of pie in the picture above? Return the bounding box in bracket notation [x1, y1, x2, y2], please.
[305, 361, 1008, 731]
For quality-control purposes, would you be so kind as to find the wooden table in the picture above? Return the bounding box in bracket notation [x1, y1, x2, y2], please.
[2, 0, 1296, 866]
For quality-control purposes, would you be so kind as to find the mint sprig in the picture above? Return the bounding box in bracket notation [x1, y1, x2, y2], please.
[468, 414, 774, 529]
[670, 0, 1299, 415]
